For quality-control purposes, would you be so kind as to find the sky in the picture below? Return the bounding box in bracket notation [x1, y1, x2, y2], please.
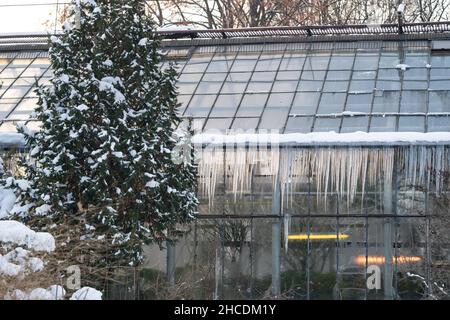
[0, 0, 68, 34]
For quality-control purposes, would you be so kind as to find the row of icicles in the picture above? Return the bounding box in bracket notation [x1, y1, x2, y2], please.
[197, 146, 450, 209]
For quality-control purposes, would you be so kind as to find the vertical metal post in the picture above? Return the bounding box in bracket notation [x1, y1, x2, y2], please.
[271, 176, 281, 297]
[166, 241, 176, 290]
[383, 176, 394, 300]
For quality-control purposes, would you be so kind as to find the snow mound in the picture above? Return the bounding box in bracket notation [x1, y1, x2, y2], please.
[70, 287, 102, 300]
[6, 285, 66, 300]
[0, 247, 45, 276]
[0, 220, 55, 252]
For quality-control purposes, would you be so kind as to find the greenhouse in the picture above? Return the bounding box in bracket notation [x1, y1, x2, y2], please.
[1, 23, 450, 299]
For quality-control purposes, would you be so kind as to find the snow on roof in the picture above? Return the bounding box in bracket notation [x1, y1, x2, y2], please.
[192, 131, 450, 146]
[1, 36, 450, 142]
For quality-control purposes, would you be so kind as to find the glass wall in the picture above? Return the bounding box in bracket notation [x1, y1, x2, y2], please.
[143, 145, 450, 300]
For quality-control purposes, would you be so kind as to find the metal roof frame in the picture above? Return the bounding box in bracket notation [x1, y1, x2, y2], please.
[3, 21, 450, 50]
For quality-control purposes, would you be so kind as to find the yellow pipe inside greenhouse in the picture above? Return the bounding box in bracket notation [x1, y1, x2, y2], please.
[354, 255, 422, 265]
[288, 233, 350, 240]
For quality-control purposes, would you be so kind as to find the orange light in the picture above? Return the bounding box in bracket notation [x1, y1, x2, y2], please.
[354, 255, 422, 265]
[288, 233, 349, 241]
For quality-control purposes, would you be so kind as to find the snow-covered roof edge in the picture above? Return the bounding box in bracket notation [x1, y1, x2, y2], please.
[192, 131, 450, 147]
[2, 132, 450, 149]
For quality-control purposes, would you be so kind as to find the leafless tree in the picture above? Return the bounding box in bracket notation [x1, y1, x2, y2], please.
[144, 0, 450, 28]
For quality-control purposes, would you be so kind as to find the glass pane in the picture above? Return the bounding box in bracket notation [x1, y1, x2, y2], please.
[15, 98, 38, 112]
[196, 81, 223, 94]
[285, 116, 314, 133]
[189, 53, 213, 63]
[379, 68, 400, 80]
[354, 53, 379, 70]
[303, 53, 330, 71]
[231, 53, 259, 72]
[236, 93, 268, 117]
[258, 107, 289, 131]
[210, 94, 242, 117]
[340, 116, 369, 133]
[251, 71, 276, 82]
[202, 73, 227, 82]
[227, 72, 252, 82]
[0, 103, 14, 118]
[323, 81, 348, 93]
[430, 53, 450, 67]
[272, 81, 298, 92]
[430, 68, 450, 80]
[373, 91, 400, 113]
[313, 118, 340, 132]
[1, 86, 31, 99]
[255, 53, 282, 71]
[297, 80, 323, 92]
[353, 71, 376, 80]
[404, 68, 427, 80]
[177, 83, 197, 95]
[376, 69, 401, 90]
[400, 91, 427, 113]
[0, 121, 22, 132]
[429, 91, 450, 112]
[376, 80, 401, 91]
[183, 62, 209, 73]
[291, 92, 320, 115]
[329, 53, 354, 70]
[427, 116, 450, 131]
[178, 73, 203, 83]
[7, 110, 31, 120]
[403, 81, 428, 90]
[203, 118, 232, 131]
[266, 93, 294, 107]
[0, 67, 25, 78]
[21, 67, 46, 78]
[301, 71, 326, 80]
[276, 71, 301, 81]
[184, 95, 216, 117]
[349, 80, 375, 92]
[326, 70, 351, 80]
[246, 82, 272, 93]
[231, 118, 260, 131]
[429, 80, 450, 90]
[404, 52, 429, 67]
[206, 53, 236, 73]
[317, 93, 346, 114]
[398, 116, 425, 132]
[379, 52, 401, 68]
[369, 116, 397, 132]
[221, 82, 247, 94]
[10, 58, 34, 66]
[279, 53, 306, 70]
[345, 94, 372, 113]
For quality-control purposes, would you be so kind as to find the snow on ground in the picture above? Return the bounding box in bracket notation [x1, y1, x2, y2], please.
[70, 287, 103, 300]
[6, 286, 100, 300]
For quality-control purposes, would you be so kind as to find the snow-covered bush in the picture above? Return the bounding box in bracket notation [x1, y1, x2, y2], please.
[6, 0, 198, 269]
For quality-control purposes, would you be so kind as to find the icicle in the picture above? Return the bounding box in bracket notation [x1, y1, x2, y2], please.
[283, 213, 291, 253]
[198, 145, 448, 211]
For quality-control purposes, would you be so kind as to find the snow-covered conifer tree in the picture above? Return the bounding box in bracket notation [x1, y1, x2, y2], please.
[10, 0, 198, 266]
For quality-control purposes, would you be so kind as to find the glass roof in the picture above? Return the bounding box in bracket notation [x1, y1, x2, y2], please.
[1, 40, 450, 135]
